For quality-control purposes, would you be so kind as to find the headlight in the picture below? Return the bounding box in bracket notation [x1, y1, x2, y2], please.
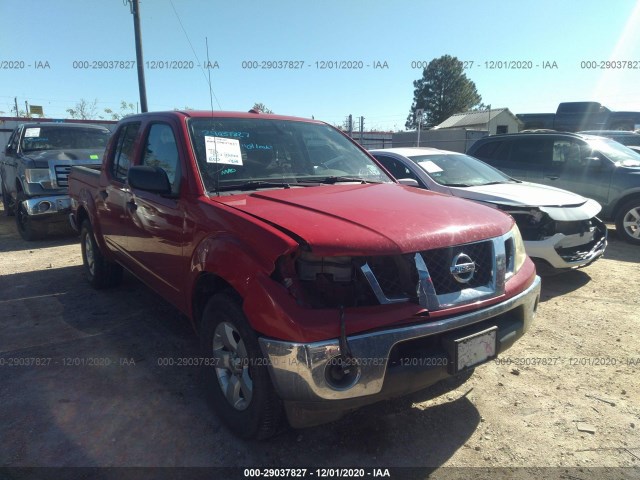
[510, 223, 527, 274]
[25, 168, 52, 187]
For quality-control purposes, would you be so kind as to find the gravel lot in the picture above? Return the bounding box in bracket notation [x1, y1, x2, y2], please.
[0, 204, 639, 480]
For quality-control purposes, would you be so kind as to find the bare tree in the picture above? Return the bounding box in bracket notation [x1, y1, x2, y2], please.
[66, 99, 99, 120]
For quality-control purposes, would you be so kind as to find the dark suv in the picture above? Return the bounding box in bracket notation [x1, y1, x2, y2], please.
[468, 132, 640, 244]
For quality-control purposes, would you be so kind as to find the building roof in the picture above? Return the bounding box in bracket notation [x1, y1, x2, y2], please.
[434, 108, 522, 129]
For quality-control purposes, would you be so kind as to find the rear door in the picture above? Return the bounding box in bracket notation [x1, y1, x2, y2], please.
[97, 121, 141, 258]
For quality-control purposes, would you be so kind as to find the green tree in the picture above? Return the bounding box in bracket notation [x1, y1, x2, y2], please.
[405, 55, 482, 129]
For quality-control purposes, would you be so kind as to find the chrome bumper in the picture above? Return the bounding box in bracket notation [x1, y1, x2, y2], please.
[259, 275, 541, 402]
[21, 195, 71, 216]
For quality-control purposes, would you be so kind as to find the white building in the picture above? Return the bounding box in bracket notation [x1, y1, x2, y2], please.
[433, 108, 523, 135]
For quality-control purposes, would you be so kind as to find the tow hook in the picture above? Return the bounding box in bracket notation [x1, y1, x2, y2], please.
[338, 305, 354, 374]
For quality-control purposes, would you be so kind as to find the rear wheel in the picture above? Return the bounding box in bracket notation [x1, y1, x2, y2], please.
[80, 220, 123, 288]
[201, 293, 284, 439]
[15, 192, 44, 241]
[615, 199, 640, 245]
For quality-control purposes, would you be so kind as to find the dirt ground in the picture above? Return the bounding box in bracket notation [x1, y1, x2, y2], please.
[0, 204, 639, 480]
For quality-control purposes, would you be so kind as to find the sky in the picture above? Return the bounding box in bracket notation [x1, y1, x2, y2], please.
[1, 0, 639, 131]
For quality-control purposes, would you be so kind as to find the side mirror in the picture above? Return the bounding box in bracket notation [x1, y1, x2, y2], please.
[397, 178, 420, 187]
[5, 145, 15, 155]
[584, 156, 603, 169]
[128, 165, 171, 194]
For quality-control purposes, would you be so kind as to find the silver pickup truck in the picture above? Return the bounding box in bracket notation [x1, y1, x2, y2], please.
[0, 122, 111, 240]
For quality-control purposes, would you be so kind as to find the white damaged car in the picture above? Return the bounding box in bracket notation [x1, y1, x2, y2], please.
[370, 147, 607, 274]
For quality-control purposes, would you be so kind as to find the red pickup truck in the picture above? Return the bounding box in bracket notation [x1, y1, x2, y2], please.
[68, 110, 540, 439]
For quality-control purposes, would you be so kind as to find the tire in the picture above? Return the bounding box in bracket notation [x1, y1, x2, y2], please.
[1, 185, 14, 216]
[80, 220, 123, 288]
[615, 199, 640, 245]
[201, 293, 284, 439]
[15, 192, 44, 240]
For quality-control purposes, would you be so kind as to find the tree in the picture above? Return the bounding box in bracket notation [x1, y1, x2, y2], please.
[405, 55, 482, 129]
[104, 101, 137, 120]
[251, 102, 273, 114]
[66, 98, 99, 120]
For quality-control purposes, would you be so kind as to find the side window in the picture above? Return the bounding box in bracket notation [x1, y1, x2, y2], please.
[110, 123, 141, 182]
[510, 138, 553, 165]
[7, 128, 20, 152]
[375, 156, 419, 182]
[473, 141, 504, 161]
[553, 140, 579, 165]
[142, 123, 181, 194]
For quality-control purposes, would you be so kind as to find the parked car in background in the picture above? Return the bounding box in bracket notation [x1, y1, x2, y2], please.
[68, 110, 541, 438]
[0, 122, 111, 240]
[370, 147, 607, 274]
[578, 130, 640, 154]
[467, 132, 640, 245]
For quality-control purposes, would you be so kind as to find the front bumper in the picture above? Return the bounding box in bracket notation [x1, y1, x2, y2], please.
[21, 195, 71, 217]
[524, 218, 607, 270]
[259, 275, 540, 425]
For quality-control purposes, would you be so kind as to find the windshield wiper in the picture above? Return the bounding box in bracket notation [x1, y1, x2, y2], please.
[477, 181, 506, 186]
[299, 176, 376, 184]
[443, 183, 472, 187]
[216, 180, 293, 192]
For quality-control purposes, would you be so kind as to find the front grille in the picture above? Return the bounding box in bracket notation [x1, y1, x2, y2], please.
[365, 255, 417, 299]
[54, 165, 72, 187]
[419, 241, 494, 295]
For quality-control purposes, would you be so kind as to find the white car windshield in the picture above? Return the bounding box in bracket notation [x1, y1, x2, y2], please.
[408, 153, 516, 187]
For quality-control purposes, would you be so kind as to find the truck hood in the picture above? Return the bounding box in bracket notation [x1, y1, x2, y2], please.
[448, 182, 601, 221]
[214, 183, 513, 256]
[22, 149, 103, 168]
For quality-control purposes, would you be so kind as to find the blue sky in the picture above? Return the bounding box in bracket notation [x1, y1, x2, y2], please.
[1, 0, 639, 130]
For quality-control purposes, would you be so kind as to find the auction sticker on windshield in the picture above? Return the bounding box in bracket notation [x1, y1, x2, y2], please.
[205, 136, 243, 165]
[24, 128, 41, 138]
[418, 160, 443, 173]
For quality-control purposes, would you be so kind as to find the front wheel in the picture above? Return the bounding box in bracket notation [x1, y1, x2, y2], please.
[615, 199, 640, 245]
[80, 220, 123, 288]
[201, 293, 284, 439]
[15, 192, 43, 240]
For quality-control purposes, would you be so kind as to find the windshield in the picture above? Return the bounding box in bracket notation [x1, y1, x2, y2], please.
[187, 117, 391, 192]
[588, 137, 640, 167]
[407, 152, 515, 187]
[21, 126, 111, 152]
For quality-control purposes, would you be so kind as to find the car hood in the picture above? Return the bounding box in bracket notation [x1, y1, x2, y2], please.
[448, 182, 602, 221]
[23, 149, 103, 168]
[215, 183, 513, 256]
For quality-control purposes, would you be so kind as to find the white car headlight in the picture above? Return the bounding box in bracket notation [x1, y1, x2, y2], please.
[25, 168, 52, 186]
[510, 223, 527, 274]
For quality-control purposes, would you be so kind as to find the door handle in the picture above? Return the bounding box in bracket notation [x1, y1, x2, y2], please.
[126, 199, 137, 211]
[98, 190, 108, 200]
[545, 175, 559, 180]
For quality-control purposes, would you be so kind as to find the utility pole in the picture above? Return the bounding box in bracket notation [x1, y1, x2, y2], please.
[416, 109, 423, 146]
[347, 114, 353, 137]
[359, 116, 364, 143]
[14, 97, 20, 117]
[25, 101, 30, 118]
[126, 0, 148, 112]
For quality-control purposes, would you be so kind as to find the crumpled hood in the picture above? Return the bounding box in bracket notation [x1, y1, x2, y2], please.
[448, 181, 602, 221]
[214, 183, 514, 256]
[23, 149, 103, 168]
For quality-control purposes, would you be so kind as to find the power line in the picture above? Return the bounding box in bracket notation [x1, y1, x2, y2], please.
[169, 0, 221, 109]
